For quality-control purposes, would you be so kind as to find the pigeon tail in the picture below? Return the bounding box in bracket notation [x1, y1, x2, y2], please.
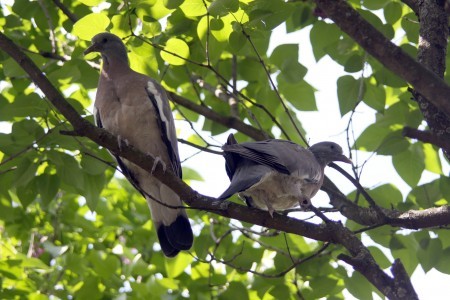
[157, 215, 193, 257]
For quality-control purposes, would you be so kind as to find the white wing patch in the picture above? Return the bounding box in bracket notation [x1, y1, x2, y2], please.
[147, 81, 170, 133]
[147, 81, 168, 123]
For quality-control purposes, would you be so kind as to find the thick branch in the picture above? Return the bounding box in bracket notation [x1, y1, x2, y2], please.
[314, 0, 450, 119]
[414, 0, 450, 159]
[403, 127, 450, 151]
[329, 187, 450, 229]
[390, 206, 450, 229]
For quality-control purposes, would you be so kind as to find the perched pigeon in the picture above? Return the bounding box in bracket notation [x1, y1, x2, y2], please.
[85, 32, 193, 257]
[218, 134, 351, 216]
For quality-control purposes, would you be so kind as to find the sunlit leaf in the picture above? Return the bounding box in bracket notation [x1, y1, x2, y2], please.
[161, 38, 190, 65]
[72, 13, 110, 40]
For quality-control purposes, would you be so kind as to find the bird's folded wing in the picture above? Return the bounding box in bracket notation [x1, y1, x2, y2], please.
[218, 161, 270, 199]
[145, 80, 182, 178]
[222, 140, 301, 175]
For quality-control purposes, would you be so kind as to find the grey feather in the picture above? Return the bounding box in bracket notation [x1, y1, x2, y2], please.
[219, 134, 351, 216]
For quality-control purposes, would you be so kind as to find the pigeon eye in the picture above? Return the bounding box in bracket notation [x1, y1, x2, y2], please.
[102, 38, 108, 43]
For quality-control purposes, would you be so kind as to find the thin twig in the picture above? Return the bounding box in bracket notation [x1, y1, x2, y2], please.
[177, 138, 223, 155]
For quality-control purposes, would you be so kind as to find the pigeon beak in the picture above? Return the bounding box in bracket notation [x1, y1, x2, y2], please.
[84, 42, 100, 55]
[339, 155, 352, 164]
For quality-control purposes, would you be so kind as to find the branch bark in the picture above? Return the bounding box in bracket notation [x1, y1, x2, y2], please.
[413, 0, 450, 159]
[403, 126, 450, 152]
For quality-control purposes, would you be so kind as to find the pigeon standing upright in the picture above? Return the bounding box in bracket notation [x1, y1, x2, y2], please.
[218, 134, 351, 216]
[84, 32, 193, 257]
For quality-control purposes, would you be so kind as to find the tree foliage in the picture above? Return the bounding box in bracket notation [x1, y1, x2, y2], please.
[0, 0, 449, 299]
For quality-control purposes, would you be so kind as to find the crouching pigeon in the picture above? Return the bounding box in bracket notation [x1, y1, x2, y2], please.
[218, 134, 351, 216]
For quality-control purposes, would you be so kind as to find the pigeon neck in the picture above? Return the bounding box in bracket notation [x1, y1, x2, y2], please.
[312, 153, 332, 168]
[100, 53, 129, 80]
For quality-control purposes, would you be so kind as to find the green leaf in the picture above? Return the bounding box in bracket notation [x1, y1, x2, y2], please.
[401, 13, 419, 44]
[72, 13, 110, 40]
[111, 14, 136, 37]
[248, 0, 293, 31]
[13, 157, 38, 188]
[182, 166, 204, 181]
[406, 179, 442, 208]
[363, 80, 386, 112]
[16, 178, 37, 208]
[210, 16, 234, 43]
[82, 172, 105, 211]
[345, 271, 374, 300]
[392, 144, 425, 187]
[164, 0, 184, 9]
[75, 276, 102, 300]
[417, 238, 442, 272]
[368, 246, 391, 269]
[344, 54, 364, 73]
[219, 282, 249, 300]
[129, 40, 158, 77]
[180, 0, 207, 17]
[36, 174, 60, 205]
[278, 77, 317, 111]
[208, 0, 239, 17]
[337, 75, 363, 116]
[136, 0, 172, 21]
[363, 0, 389, 9]
[310, 22, 341, 61]
[228, 30, 247, 53]
[165, 252, 193, 278]
[89, 252, 120, 279]
[384, 2, 403, 24]
[47, 151, 84, 191]
[267, 284, 291, 299]
[368, 184, 403, 208]
[377, 130, 410, 155]
[161, 38, 190, 66]
[309, 276, 338, 298]
[422, 143, 442, 174]
[78, 0, 103, 6]
[436, 248, 450, 275]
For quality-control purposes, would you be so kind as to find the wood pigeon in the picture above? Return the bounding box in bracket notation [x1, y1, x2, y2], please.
[218, 134, 352, 216]
[84, 32, 193, 257]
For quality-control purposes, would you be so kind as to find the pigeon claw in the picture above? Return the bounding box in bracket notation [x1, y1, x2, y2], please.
[151, 156, 166, 174]
[117, 135, 129, 152]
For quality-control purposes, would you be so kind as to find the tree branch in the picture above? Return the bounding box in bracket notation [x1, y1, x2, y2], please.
[313, 0, 450, 119]
[413, 0, 450, 159]
[403, 126, 450, 151]
[51, 0, 79, 23]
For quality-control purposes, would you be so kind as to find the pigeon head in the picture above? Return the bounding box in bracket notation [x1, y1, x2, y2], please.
[84, 32, 128, 65]
[309, 142, 352, 166]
